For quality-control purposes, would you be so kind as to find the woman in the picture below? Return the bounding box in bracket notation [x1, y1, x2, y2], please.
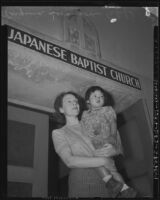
[52, 91, 120, 198]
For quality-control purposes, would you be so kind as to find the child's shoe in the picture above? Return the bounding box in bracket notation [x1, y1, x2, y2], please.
[117, 187, 137, 198]
[105, 177, 123, 197]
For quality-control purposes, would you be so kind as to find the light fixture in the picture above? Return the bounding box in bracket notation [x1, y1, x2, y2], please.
[110, 18, 117, 23]
[143, 7, 159, 17]
[104, 6, 121, 9]
[144, 7, 151, 17]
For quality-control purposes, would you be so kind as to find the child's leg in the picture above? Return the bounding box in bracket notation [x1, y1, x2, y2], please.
[95, 157, 117, 182]
[94, 159, 123, 198]
[111, 170, 135, 192]
[111, 170, 137, 197]
[95, 166, 123, 197]
[98, 158, 137, 197]
[95, 166, 112, 182]
[111, 170, 125, 183]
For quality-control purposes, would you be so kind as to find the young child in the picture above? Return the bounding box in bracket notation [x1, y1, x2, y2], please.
[81, 86, 137, 198]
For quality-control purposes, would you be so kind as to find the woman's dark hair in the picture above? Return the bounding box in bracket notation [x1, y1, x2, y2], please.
[85, 86, 115, 107]
[53, 91, 86, 124]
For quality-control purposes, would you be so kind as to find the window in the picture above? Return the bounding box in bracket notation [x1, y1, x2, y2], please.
[64, 14, 100, 58]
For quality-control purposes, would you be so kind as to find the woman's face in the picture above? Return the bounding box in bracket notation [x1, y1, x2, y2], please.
[60, 94, 80, 117]
[88, 90, 104, 109]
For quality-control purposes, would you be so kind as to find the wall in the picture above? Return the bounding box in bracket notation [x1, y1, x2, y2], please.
[92, 8, 153, 78]
[89, 8, 153, 125]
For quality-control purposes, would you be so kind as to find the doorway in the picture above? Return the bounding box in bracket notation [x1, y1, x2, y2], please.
[48, 115, 69, 197]
[116, 99, 153, 197]
[7, 105, 49, 197]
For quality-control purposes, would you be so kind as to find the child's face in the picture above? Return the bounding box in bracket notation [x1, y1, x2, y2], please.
[60, 94, 80, 117]
[88, 90, 104, 109]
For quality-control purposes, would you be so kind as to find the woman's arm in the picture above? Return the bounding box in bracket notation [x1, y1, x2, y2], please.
[94, 144, 118, 157]
[59, 146, 108, 168]
[52, 130, 107, 169]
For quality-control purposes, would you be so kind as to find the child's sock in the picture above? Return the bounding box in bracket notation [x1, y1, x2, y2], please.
[102, 174, 112, 182]
[121, 184, 129, 191]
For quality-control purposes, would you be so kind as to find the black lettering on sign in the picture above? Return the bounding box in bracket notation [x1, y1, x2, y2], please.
[7, 25, 141, 90]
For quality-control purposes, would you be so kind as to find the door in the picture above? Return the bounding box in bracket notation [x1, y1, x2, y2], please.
[116, 99, 153, 197]
[7, 105, 49, 197]
[48, 116, 69, 197]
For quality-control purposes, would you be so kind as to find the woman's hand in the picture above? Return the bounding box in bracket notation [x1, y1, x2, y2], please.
[94, 144, 117, 157]
[102, 157, 117, 170]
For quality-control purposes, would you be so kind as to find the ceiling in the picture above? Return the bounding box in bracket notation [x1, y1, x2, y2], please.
[3, 6, 151, 113]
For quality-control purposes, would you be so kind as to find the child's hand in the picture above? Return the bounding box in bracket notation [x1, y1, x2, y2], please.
[94, 144, 117, 157]
[103, 143, 113, 148]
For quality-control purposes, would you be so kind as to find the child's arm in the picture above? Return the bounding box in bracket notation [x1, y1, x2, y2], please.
[106, 107, 123, 155]
[107, 106, 117, 136]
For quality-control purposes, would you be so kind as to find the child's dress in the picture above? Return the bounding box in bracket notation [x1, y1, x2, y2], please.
[81, 106, 123, 154]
